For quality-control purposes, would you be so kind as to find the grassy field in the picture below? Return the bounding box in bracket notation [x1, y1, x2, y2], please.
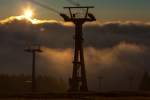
[0, 97, 150, 100]
[1, 92, 150, 100]
[1, 97, 150, 100]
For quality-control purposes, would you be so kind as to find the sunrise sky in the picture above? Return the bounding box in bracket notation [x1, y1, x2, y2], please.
[0, 0, 150, 22]
[0, 0, 150, 91]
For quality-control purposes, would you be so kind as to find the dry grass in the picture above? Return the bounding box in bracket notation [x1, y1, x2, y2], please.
[1, 97, 150, 100]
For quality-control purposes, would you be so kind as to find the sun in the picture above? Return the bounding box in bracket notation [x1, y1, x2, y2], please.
[24, 9, 33, 18]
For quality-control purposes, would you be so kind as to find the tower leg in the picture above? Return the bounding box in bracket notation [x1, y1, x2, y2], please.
[32, 52, 36, 92]
[69, 23, 88, 92]
[80, 43, 88, 91]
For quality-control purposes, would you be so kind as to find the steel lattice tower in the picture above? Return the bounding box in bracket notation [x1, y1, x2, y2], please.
[25, 44, 42, 92]
[60, 6, 96, 92]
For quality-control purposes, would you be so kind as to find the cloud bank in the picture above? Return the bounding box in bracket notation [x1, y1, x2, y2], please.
[0, 16, 150, 91]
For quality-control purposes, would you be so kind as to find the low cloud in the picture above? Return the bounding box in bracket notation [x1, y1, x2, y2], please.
[0, 16, 150, 49]
[0, 16, 150, 91]
[85, 42, 148, 91]
[35, 42, 149, 91]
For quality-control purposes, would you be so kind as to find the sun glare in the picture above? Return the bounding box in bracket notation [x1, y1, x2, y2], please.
[24, 9, 33, 18]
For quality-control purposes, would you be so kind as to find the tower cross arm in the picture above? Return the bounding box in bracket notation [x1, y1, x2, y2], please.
[87, 13, 96, 21]
[64, 6, 94, 9]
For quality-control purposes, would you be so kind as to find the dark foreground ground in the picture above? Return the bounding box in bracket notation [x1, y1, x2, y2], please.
[1, 92, 150, 100]
[1, 98, 150, 100]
